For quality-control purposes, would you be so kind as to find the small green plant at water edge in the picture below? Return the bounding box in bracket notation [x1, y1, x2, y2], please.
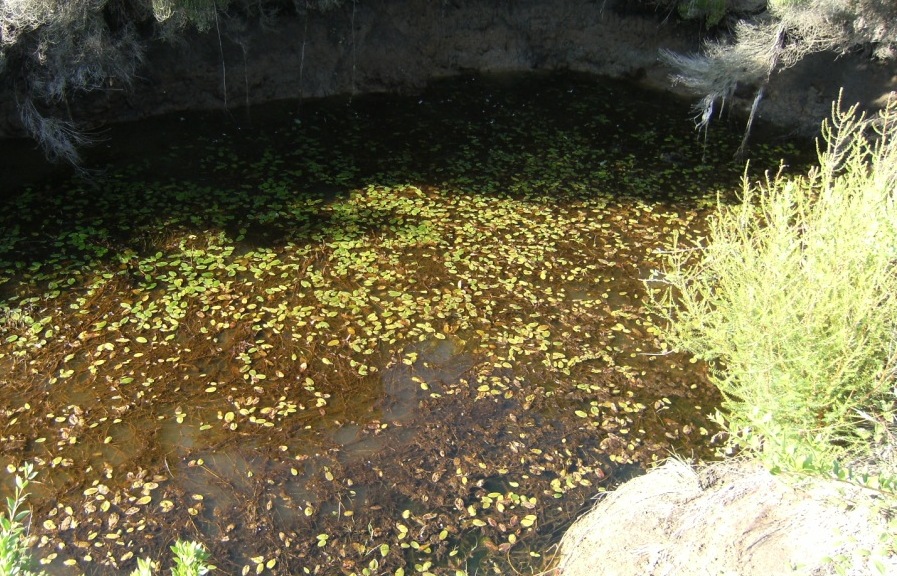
[648, 94, 897, 481]
[129, 540, 212, 576]
[1, 463, 45, 576]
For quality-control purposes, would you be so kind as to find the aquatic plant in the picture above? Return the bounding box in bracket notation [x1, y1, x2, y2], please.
[0, 73, 802, 575]
[2, 464, 212, 576]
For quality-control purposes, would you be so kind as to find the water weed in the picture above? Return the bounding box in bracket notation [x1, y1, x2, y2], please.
[0, 72, 806, 574]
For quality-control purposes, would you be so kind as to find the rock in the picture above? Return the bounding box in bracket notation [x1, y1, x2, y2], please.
[555, 458, 897, 576]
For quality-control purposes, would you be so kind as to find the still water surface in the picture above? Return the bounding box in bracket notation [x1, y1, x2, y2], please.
[0, 71, 807, 575]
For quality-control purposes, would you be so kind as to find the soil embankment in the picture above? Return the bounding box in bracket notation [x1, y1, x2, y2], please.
[1, 0, 896, 139]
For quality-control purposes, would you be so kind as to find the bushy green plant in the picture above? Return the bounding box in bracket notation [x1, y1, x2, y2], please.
[129, 540, 212, 576]
[0, 463, 46, 576]
[648, 94, 897, 476]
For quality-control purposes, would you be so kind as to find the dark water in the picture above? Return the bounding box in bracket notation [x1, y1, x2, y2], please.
[0, 71, 809, 575]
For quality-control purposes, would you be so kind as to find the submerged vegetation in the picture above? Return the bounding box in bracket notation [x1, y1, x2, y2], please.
[650, 95, 897, 501]
[1, 463, 211, 576]
[0, 72, 805, 574]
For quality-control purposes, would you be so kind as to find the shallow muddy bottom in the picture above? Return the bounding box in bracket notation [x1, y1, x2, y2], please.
[0, 71, 809, 575]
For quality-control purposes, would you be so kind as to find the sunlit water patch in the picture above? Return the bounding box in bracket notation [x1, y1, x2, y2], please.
[0, 71, 810, 575]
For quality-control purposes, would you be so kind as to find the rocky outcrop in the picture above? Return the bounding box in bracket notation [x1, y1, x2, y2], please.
[555, 458, 897, 576]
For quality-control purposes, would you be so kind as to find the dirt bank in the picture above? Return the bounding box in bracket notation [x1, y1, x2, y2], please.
[2, 0, 896, 141]
[555, 458, 897, 576]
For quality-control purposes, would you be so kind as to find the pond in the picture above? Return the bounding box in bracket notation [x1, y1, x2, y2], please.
[0, 71, 808, 575]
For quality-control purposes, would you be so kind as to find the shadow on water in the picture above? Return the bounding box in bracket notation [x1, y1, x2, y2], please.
[1, 72, 803, 269]
[0, 71, 814, 575]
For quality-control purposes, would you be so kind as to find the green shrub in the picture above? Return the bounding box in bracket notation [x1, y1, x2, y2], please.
[648, 94, 897, 477]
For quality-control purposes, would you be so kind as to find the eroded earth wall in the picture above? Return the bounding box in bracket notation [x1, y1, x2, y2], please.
[1, 0, 896, 140]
